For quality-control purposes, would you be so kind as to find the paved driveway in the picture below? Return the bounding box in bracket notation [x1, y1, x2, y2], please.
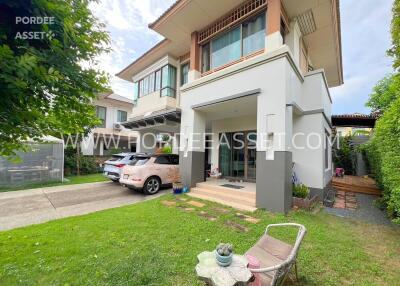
[0, 182, 169, 231]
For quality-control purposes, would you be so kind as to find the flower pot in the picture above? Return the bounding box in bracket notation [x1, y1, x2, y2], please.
[173, 182, 183, 194]
[215, 251, 233, 267]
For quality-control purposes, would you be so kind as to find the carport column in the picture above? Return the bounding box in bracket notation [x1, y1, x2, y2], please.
[136, 131, 157, 153]
[179, 109, 206, 187]
[256, 60, 292, 213]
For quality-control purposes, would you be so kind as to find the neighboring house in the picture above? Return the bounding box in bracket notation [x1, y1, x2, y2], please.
[117, 0, 343, 213]
[81, 92, 138, 156]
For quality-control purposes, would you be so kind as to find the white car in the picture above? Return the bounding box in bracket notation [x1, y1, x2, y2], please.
[103, 153, 146, 182]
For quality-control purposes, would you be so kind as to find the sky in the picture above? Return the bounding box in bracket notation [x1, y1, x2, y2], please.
[89, 0, 394, 115]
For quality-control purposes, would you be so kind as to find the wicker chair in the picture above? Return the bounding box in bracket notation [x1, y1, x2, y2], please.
[246, 223, 307, 286]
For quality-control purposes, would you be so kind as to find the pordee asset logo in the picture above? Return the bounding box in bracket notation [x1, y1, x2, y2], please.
[14, 17, 55, 40]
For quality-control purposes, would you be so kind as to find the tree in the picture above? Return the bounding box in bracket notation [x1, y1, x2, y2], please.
[366, 74, 400, 113]
[388, 0, 400, 71]
[0, 0, 110, 157]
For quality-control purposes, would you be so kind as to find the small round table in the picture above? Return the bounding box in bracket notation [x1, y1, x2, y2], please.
[195, 251, 253, 286]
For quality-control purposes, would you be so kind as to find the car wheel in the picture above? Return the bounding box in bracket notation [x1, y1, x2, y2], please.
[144, 177, 161, 195]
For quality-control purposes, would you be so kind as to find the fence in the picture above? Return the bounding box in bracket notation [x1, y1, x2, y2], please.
[0, 142, 64, 187]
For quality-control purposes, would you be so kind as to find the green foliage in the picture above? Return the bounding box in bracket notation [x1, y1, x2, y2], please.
[2, 195, 399, 285]
[388, 0, 400, 71]
[162, 145, 172, 154]
[0, 0, 110, 156]
[366, 74, 400, 112]
[293, 184, 310, 199]
[333, 136, 356, 175]
[64, 146, 99, 176]
[364, 81, 400, 223]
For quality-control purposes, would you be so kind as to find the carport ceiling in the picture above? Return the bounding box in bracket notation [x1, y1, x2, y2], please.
[194, 95, 257, 121]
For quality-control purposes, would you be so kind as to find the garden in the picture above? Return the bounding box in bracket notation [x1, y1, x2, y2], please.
[0, 194, 399, 286]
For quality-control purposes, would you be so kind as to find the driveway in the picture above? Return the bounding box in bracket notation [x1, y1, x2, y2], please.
[0, 182, 169, 231]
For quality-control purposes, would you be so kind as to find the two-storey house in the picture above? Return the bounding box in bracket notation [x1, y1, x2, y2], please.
[117, 0, 343, 213]
[81, 91, 138, 156]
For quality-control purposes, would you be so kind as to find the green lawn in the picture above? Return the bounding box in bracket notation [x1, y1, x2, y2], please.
[0, 173, 108, 193]
[0, 195, 399, 285]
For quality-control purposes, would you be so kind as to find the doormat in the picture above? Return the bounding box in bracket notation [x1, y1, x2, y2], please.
[220, 184, 244, 189]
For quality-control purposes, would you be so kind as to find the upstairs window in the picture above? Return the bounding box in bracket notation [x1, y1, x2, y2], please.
[181, 62, 189, 86]
[161, 64, 177, 98]
[95, 106, 106, 128]
[134, 64, 177, 98]
[133, 82, 139, 105]
[117, 110, 127, 122]
[202, 12, 266, 73]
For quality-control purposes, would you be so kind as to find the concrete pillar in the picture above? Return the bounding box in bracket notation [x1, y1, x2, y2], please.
[256, 59, 292, 213]
[179, 109, 206, 187]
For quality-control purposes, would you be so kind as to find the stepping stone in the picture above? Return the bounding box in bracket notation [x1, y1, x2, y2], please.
[184, 208, 195, 212]
[235, 213, 260, 224]
[175, 197, 188, 202]
[224, 221, 249, 233]
[161, 201, 176, 207]
[212, 207, 230, 214]
[188, 200, 206, 208]
[198, 211, 217, 221]
[244, 217, 260, 224]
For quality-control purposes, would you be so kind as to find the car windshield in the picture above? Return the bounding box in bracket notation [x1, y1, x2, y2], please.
[129, 157, 149, 166]
[108, 155, 125, 162]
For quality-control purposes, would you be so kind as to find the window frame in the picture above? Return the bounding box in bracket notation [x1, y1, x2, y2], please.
[201, 11, 267, 73]
[134, 64, 177, 98]
[117, 110, 127, 122]
[95, 105, 107, 128]
[180, 62, 189, 86]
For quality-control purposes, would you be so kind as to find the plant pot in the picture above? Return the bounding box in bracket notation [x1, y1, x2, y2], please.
[293, 195, 319, 209]
[215, 251, 233, 267]
[173, 182, 183, 194]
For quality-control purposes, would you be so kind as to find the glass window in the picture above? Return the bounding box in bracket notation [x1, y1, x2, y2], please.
[242, 13, 265, 56]
[155, 155, 170, 165]
[133, 82, 139, 103]
[95, 106, 106, 128]
[202, 43, 211, 73]
[143, 76, 149, 96]
[169, 155, 179, 165]
[129, 157, 149, 166]
[181, 62, 189, 86]
[117, 110, 127, 122]
[211, 26, 241, 69]
[161, 65, 177, 98]
[149, 73, 155, 93]
[155, 70, 161, 91]
[139, 80, 144, 97]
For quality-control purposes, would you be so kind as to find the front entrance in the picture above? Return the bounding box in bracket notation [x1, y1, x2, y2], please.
[219, 131, 257, 181]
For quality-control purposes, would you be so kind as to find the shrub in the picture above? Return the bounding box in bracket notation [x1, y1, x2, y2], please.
[162, 145, 172, 154]
[293, 184, 310, 199]
[333, 136, 356, 175]
[363, 96, 400, 223]
[64, 146, 99, 176]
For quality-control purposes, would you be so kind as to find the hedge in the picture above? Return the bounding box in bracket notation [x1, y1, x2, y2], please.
[363, 97, 400, 223]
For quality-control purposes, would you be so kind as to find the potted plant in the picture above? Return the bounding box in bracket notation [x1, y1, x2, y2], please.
[215, 243, 234, 266]
[171, 170, 183, 194]
[292, 184, 318, 209]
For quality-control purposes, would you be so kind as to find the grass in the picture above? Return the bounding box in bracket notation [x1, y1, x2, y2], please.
[0, 173, 108, 193]
[0, 195, 399, 285]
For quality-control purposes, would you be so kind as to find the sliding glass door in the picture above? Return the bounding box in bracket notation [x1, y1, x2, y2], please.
[219, 131, 257, 181]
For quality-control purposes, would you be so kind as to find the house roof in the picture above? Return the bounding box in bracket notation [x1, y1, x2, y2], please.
[332, 114, 378, 128]
[98, 91, 134, 105]
[119, 0, 343, 87]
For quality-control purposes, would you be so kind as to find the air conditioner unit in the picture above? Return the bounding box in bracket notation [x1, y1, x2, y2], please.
[113, 123, 123, 131]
